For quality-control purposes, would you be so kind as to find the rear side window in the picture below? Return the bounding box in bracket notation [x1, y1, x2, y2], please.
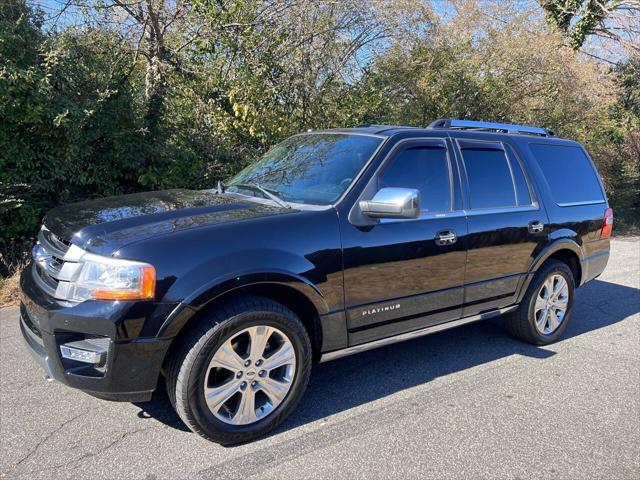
[529, 143, 604, 205]
[459, 141, 534, 209]
[463, 147, 514, 208]
[378, 145, 451, 212]
[458, 142, 512, 208]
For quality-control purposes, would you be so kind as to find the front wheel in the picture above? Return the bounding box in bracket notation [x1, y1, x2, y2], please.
[165, 296, 312, 444]
[505, 260, 575, 345]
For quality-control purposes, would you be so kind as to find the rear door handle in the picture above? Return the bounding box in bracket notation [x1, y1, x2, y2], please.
[528, 220, 544, 234]
[436, 230, 457, 246]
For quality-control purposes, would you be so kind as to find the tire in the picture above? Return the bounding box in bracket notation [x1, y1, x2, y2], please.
[505, 259, 575, 345]
[165, 295, 312, 444]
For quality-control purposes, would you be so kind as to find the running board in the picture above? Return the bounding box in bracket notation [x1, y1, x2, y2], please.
[319, 305, 518, 363]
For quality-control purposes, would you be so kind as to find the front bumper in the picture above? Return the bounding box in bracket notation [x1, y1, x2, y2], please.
[20, 265, 177, 402]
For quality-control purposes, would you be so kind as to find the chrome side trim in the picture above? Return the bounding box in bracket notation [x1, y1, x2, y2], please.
[319, 305, 518, 363]
[556, 200, 605, 207]
[378, 205, 539, 224]
[464, 204, 540, 216]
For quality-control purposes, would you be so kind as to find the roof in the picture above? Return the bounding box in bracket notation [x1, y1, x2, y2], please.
[323, 125, 420, 136]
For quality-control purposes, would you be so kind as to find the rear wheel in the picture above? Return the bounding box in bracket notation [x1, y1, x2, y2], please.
[505, 260, 575, 345]
[165, 296, 312, 444]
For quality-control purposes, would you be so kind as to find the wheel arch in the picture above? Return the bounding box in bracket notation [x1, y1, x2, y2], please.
[516, 239, 584, 304]
[159, 273, 327, 361]
[544, 249, 582, 287]
[529, 239, 583, 285]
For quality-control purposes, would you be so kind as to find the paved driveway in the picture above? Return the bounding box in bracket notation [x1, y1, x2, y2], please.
[1, 239, 639, 480]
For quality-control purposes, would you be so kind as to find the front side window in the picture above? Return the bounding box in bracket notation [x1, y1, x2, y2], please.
[377, 145, 451, 213]
[226, 133, 382, 205]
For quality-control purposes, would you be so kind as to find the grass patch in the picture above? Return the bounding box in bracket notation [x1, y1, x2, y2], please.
[0, 264, 24, 308]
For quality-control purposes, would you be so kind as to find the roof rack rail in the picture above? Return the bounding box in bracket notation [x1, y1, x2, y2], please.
[427, 118, 555, 137]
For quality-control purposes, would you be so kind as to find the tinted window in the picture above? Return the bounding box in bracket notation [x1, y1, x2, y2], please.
[378, 145, 451, 213]
[461, 146, 516, 208]
[227, 134, 382, 205]
[506, 147, 532, 206]
[530, 143, 604, 205]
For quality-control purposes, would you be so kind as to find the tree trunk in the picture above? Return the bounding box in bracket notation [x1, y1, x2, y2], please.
[143, 4, 168, 166]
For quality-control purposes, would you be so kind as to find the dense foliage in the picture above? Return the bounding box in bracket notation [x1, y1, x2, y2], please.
[1, 0, 638, 275]
[540, 0, 640, 51]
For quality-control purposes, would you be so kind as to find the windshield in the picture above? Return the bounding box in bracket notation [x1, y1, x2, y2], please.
[226, 133, 382, 205]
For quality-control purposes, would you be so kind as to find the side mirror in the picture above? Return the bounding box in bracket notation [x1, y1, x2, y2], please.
[359, 187, 420, 219]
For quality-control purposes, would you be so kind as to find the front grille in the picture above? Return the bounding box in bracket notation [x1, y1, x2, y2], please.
[32, 226, 71, 298]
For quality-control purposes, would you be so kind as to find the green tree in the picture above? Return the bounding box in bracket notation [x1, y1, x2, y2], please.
[539, 0, 640, 51]
[361, 1, 616, 135]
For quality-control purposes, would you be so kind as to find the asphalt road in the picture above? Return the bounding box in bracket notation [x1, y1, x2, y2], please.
[1, 239, 639, 480]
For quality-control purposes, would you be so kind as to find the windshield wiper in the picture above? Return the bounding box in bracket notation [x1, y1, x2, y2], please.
[231, 183, 292, 209]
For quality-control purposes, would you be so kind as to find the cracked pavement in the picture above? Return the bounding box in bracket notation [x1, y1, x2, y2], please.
[1, 239, 639, 480]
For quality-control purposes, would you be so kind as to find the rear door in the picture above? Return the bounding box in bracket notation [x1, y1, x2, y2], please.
[340, 137, 468, 345]
[452, 136, 549, 316]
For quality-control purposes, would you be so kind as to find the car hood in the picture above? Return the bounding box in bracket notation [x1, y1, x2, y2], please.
[43, 189, 292, 255]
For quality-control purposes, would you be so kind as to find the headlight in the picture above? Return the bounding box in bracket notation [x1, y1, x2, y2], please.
[65, 251, 156, 302]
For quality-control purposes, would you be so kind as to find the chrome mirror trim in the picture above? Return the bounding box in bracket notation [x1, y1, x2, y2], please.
[359, 187, 420, 219]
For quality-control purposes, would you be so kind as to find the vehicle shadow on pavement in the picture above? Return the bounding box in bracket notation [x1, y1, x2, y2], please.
[133, 381, 190, 432]
[133, 278, 640, 438]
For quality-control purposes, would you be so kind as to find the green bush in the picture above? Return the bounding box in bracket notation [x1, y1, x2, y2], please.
[1, 4, 143, 250]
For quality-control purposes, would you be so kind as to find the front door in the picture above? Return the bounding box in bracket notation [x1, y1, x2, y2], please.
[340, 138, 468, 345]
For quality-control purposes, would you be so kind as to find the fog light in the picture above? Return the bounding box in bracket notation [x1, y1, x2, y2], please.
[60, 340, 107, 365]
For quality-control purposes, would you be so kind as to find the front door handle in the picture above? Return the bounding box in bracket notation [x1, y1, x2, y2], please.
[528, 220, 544, 234]
[436, 230, 457, 246]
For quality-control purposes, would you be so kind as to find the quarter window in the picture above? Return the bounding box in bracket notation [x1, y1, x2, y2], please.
[378, 145, 451, 213]
[529, 143, 604, 205]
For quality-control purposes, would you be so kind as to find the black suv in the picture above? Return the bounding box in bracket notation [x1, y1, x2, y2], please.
[20, 119, 612, 444]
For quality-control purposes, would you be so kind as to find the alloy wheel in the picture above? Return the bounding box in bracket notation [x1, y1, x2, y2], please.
[203, 325, 296, 425]
[534, 273, 570, 335]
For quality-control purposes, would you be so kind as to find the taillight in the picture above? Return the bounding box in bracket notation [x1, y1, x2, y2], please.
[600, 208, 613, 239]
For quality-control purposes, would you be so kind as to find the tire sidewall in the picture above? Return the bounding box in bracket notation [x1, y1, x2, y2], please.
[525, 262, 575, 343]
[182, 309, 311, 442]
